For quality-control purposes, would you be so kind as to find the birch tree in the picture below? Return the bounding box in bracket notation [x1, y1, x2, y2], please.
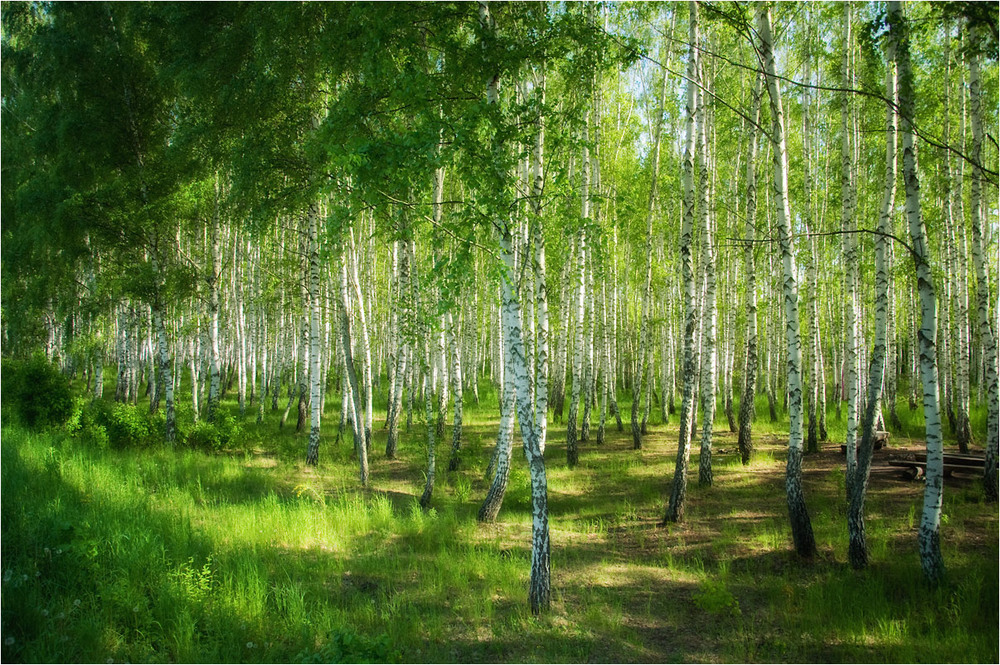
[737, 73, 763, 466]
[890, 0, 945, 584]
[966, 21, 999, 501]
[847, 26, 896, 569]
[305, 203, 323, 466]
[757, 3, 816, 558]
[841, 4, 862, 485]
[633, 48, 668, 451]
[664, 0, 700, 524]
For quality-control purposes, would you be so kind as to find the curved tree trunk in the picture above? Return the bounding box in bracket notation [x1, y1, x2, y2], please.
[848, 35, 897, 569]
[336, 243, 369, 486]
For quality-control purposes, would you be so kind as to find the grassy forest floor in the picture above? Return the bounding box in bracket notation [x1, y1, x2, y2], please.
[2, 380, 997, 663]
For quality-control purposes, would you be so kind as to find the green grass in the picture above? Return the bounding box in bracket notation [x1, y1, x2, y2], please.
[2, 378, 997, 663]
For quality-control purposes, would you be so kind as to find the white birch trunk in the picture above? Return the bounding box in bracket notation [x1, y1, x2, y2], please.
[478, 1, 550, 613]
[890, 0, 945, 583]
[386, 236, 409, 458]
[664, 0, 700, 523]
[567, 99, 590, 467]
[336, 244, 369, 486]
[697, 52, 717, 487]
[348, 225, 374, 453]
[841, 3, 861, 483]
[206, 187, 222, 423]
[634, 55, 668, 450]
[305, 204, 324, 466]
[738, 73, 762, 465]
[848, 34, 896, 569]
[967, 27, 999, 500]
[757, 4, 816, 557]
[151, 251, 175, 445]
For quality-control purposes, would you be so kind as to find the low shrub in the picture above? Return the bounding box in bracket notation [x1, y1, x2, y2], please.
[1, 354, 73, 429]
[295, 628, 401, 664]
[185, 421, 224, 452]
[66, 398, 110, 449]
[67, 400, 159, 449]
[103, 403, 158, 448]
[185, 412, 243, 452]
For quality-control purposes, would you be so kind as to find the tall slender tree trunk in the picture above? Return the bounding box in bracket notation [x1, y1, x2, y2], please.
[188, 312, 199, 421]
[386, 234, 410, 458]
[419, 330, 436, 508]
[567, 199, 587, 466]
[633, 49, 669, 449]
[841, 3, 862, 484]
[697, 51, 717, 487]
[336, 243, 369, 486]
[296, 223, 310, 434]
[207, 178, 223, 423]
[891, 0, 945, 583]
[235, 237, 248, 419]
[966, 24, 999, 500]
[738, 73, 762, 465]
[664, 0, 700, 523]
[478, 1, 550, 613]
[531, 67, 549, 455]
[581, 255, 594, 442]
[150, 247, 175, 444]
[305, 204, 324, 466]
[848, 35, 896, 569]
[757, 4, 817, 558]
[953, 79, 973, 452]
[348, 224, 375, 455]
[479, 308, 515, 521]
[385, 240, 399, 430]
[802, 17, 820, 455]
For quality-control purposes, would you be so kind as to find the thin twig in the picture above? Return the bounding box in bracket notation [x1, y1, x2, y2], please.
[726, 228, 917, 259]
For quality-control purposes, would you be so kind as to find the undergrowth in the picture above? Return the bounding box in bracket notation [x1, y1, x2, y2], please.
[1, 376, 996, 663]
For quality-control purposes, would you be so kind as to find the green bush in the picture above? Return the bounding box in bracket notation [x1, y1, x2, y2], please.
[185, 421, 224, 452]
[103, 403, 157, 448]
[1, 353, 73, 429]
[66, 398, 110, 449]
[68, 400, 159, 449]
[185, 412, 244, 452]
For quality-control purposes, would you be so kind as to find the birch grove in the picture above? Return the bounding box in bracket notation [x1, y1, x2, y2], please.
[4, 0, 997, 610]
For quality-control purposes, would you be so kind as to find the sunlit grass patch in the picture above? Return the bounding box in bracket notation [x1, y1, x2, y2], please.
[2, 379, 997, 663]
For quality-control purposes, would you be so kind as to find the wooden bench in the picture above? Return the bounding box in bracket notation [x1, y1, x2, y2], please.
[914, 452, 987, 466]
[840, 431, 891, 456]
[889, 455, 986, 480]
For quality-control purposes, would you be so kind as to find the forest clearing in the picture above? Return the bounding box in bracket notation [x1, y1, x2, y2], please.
[1, 0, 998, 662]
[2, 387, 997, 663]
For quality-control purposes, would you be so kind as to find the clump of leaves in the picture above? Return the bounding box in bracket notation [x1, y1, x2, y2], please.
[68, 401, 160, 449]
[1, 354, 73, 429]
[184, 413, 243, 452]
[296, 628, 401, 664]
[693, 578, 741, 618]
